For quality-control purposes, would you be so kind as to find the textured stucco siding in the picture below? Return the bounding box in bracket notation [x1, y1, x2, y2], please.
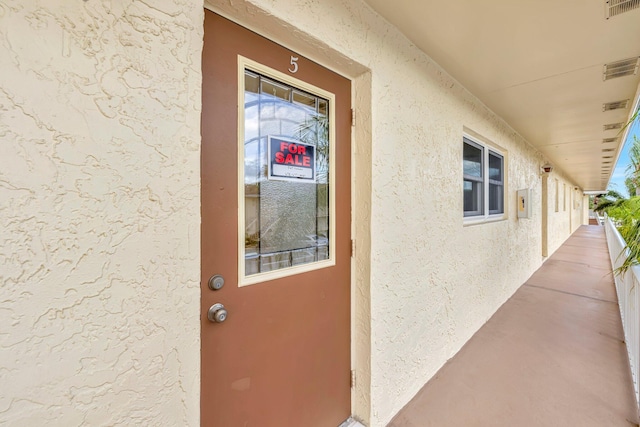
[1, 0, 587, 426]
[571, 187, 585, 231]
[210, 1, 579, 426]
[0, 1, 203, 425]
[546, 172, 584, 256]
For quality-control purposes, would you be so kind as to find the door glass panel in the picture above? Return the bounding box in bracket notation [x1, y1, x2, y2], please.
[243, 70, 331, 277]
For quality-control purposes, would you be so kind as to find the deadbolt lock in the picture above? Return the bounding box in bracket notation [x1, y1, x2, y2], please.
[208, 303, 228, 323]
[208, 274, 224, 291]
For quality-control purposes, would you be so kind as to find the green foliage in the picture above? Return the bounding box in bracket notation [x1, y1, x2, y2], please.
[608, 108, 640, 274]
[606, 197, 640, 273]
[605, 196, 640, 275]
[625, 176, 637, 197]
[626, 135, 640, 195]
[607, 196, 640, 222]
[594, 190, 626, 213]
[612, 200, 640, 273]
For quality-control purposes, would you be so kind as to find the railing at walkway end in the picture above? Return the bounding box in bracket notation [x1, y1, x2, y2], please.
[604, 217, 640, 412]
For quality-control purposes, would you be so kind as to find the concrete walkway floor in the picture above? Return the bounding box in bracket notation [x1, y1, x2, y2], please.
[389, 225, 638, 427]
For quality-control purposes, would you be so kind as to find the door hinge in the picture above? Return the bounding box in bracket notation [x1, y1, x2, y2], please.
[350, 239, 355, 258]
[350, 369, 356, 388]
[351, 108, 355, 127]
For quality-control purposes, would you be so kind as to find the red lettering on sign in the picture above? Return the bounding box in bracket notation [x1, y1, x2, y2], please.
[272, 139, 314, 175]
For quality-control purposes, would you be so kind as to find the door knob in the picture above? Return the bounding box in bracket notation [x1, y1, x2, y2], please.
[208, 303, 228, 323]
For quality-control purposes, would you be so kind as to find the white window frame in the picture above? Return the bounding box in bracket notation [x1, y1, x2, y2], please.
[463, 135, 506, 223]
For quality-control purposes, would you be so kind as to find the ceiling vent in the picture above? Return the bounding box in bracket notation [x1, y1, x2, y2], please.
[604, 122, 624, 130]
[603, 57, 640, 80]
[603, 99, 630, 111]
[603, 137, 620, 143]
[606, 0, 640, 18]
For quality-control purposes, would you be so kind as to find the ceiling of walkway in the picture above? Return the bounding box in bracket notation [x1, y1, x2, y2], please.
[363, 0, 640, 191]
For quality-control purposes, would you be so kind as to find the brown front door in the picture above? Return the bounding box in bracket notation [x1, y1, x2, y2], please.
[201, 10, 352, 427]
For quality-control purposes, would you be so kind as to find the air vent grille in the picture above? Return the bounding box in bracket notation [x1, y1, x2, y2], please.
[602, 148, 616, 152]
[603, 137, 619, 143]
[603, 99, 630, 111]
[604, 122, 624, 131]
[603, 57, 640, 80]
[606, 0, 640, 18]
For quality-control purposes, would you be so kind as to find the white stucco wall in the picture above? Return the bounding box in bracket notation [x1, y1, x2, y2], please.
[583, 195, 591, 224]
[545, 171, 584, 256]
[210, 1, 576, 426]
[2, 0, 585, 426]
[0, 1, 202, 425]
[572, 187, 585, 229]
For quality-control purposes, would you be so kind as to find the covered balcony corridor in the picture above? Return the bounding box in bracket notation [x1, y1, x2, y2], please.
[389, 225, 638, 426]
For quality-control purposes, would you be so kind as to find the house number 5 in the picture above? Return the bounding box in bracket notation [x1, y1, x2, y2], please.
[288, 56, 299, 73]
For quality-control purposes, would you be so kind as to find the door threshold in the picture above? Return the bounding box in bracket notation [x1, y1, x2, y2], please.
[339, 417, 366, 427]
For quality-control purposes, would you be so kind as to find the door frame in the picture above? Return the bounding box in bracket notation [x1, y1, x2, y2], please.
[202, 1, 373, 424]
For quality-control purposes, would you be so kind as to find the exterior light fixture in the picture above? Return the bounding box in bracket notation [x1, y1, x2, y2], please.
[541, 163, 553, 174]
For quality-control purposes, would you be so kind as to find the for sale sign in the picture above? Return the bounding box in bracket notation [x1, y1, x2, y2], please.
[267, 136, 316, 182]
